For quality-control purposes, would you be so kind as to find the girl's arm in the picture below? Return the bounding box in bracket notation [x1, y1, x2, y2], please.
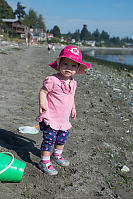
[39, 86, 48, 114]
[71, 102, 76, 120]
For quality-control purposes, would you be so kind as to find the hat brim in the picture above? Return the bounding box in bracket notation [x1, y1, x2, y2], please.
[49, 57, 91, 74]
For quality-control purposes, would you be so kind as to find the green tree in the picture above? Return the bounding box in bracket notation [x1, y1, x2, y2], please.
[23, 14, 30, 26]
[0, 0, 15, 19]
[14, 2, 26, 20]
[28, 9, 38, 28]
[100, 30, 110, 41]
[37, 14, 46, 31]
[80, 24, 91, 41]
[122, 36, 133, 43]
[23, 10, 46, 31]
[62, 32, 72, 41]
[110, 36, 121, 46]
[92, 29, 100, 42]
[52, 25, 61, 38]
[72, 29, 80, 41]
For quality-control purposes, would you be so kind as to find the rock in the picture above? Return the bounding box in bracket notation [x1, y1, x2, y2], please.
[127, 73, 133, 78]
[121, 165, 130, 172]
[126, 130, 130, 134]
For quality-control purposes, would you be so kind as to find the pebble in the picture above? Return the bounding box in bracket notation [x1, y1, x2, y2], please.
[121, 165, 130, 172]
[126, 130, 130, 133]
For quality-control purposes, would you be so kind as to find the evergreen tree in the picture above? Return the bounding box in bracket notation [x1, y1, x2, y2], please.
[66, 32, 72, 38]
[110, 36, 121, 46]
[23, 10, 46, 31]
[0, 0, 15, 19]
[37, 14, 46, 31]
[28, 9, 38, 28]
[72, 29, 80, 41]
[122, 36, 133, 43]
[52, 25, 61, 38]
[62, 32, 72, 41]
[23, 14, 30, 27]
[14, 2, 26, 20]
[100, 30, 110, 41]
[49, 29, 53, 33]
[80, 24, 91, 41]
[92, 29, 101, 42]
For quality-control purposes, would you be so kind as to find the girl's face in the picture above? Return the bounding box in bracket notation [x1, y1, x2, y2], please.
[59, 58, 79, 78]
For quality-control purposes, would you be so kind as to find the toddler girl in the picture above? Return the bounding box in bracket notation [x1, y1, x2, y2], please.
[36, 46, 91, 175]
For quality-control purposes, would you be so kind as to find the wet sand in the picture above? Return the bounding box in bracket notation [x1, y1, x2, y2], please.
[0, 45, 133, 199]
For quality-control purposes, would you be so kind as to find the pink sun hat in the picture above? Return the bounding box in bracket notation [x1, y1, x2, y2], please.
[49, 45, 91, 74]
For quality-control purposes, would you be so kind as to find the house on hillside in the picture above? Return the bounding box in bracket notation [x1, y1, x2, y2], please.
[31, 28, 46, 41]
[126, 43, 133, 48]
[2, 19, 25, 36]
[86, 41, 96, 47]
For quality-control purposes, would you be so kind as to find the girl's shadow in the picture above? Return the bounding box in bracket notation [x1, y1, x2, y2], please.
[0, 129, 40, 166]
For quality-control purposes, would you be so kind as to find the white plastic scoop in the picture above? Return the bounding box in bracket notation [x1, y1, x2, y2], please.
[18, 125, 39, 134]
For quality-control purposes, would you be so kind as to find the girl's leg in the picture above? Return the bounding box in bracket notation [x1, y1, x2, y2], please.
[53, 144, 64, 157]
[40, 122, 57, 160]
[40, 128, 56, 164]
[39, 123, 58, 175]
[54, 144, 64, 150]
[53, 129, 69, 154]
[52, 130, 70, 166]
[41, 150, 50, 164]
[41, 150, 51, 156]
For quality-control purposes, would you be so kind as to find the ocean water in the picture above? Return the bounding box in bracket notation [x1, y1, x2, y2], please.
[86, 48, 133, 66]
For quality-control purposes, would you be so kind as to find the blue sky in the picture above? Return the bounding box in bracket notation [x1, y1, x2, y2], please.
[7, 0, 133, 38]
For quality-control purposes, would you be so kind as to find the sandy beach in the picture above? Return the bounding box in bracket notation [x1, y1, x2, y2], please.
[0, 45, 133, 199]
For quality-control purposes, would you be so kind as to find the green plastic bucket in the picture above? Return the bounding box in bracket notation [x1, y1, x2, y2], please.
[0, 152, 26, 182]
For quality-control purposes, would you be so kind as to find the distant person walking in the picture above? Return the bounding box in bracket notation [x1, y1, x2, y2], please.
[26, 32, 33, 47]
[30, 33, 34, 46]
[52, 44, 55, 55]
[25, 31, 28, 46]
[48, 44, 51, 54]
[17, 39, 21, 47]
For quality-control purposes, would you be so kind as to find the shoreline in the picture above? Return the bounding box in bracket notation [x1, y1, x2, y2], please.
[82, 51, 133, 73]
[80, 46, 133, 51]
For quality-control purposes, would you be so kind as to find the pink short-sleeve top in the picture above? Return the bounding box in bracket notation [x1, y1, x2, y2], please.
[36, 74, 77, 130]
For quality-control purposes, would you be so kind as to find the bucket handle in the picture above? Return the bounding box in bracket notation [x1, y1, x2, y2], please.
[0, 152, 14, 174]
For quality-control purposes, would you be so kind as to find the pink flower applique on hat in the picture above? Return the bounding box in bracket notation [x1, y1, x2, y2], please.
[70, 47, 79, 55]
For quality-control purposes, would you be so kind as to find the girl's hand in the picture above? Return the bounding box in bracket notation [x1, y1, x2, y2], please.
[39, 104, 47, 114]
[71, 108, 76, 120]
[36, 104, 47, 122]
